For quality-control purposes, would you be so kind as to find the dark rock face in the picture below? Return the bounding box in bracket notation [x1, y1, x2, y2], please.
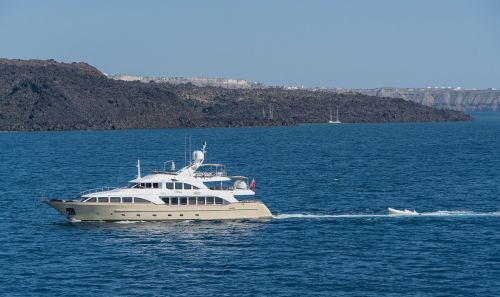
[0, 59, 471, 131]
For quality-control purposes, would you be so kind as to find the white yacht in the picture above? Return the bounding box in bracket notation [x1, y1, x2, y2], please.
[329, 107, 342, 124]
[45, 143, 273, 221]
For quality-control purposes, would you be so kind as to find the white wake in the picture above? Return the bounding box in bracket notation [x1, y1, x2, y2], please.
[273, 210, 500, 220]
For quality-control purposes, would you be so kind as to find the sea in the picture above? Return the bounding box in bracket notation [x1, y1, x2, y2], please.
[0, 113, 499, 296]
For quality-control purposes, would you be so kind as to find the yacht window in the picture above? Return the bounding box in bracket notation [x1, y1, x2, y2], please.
[197, 197, 205, 205]
[206, 197, 214, 205]
[110, 197, 121, 203]
[192, 186, 199, 190]
[175, 183, 183, 190]
[139, 183, 145, 188]
[180, 197, 187, 205]
[188, 197, 196, 205]
[215, 198, 224, 205]
[184, 183, 192, 190]
[153, 183, 159, 189]
[161, 197, 170, 205]
[98, 197, 109, 203]
[165, 183, 174, 190]
[145, 183, 152, 189]
[85, 198, 97, 203]
[171, 197, 179, 205]
[122, 197, 133, 203]
[127, 183, 138, 188]
[134, 197, 151, 204]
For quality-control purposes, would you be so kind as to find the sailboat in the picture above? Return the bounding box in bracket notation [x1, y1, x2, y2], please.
[329, 107, 342, 124]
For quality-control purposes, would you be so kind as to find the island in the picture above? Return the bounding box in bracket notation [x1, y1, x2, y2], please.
[0, 58, 471, 131]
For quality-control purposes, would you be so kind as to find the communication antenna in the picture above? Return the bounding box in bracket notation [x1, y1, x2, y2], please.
[184, 135, 187, 166]
[189, 135, 192, 165]
[136, 159, 141, 178]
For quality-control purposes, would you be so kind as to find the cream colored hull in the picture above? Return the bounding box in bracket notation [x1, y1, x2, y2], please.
[46, 200, 273, 221]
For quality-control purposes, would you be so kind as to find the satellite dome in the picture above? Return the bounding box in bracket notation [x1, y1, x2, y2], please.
[192, 150, 204, 163]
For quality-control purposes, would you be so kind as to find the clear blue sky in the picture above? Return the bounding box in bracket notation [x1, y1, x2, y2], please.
[1, 0, 499, 88]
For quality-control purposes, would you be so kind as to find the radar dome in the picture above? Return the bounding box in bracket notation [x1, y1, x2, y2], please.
[192, 150, 204, 162]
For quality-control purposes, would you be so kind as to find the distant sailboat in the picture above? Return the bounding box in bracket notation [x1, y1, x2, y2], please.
[329, 107, 342, 124]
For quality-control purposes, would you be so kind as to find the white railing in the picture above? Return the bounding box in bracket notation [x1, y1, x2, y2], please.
[79, 187, 120, 196]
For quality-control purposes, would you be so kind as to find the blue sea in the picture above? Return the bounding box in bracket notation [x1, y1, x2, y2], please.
[0, 113, 499, 296]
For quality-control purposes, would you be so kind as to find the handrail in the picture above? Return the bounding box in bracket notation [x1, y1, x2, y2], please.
[194, 171, 227, 178]
[79, 187, 121, 196]
[238, 199, 262, 203]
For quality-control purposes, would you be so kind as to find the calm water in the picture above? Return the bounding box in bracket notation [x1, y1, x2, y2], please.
[0, 113, 499, 296]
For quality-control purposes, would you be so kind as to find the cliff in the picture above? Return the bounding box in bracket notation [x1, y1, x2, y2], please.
[0, 58, 470, 131]
[108, 74, 499, 112]
[334, 88, 500, 111]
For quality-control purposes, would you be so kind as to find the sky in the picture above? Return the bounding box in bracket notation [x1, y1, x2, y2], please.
[0, 0, 499, 88]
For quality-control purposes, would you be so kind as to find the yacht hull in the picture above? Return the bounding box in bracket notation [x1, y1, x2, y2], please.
[45, 200, 273, 221]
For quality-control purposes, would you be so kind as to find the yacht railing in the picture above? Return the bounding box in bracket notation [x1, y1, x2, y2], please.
[194, 171, 226, 178]
[238, 199, 263, 204]
[79, 187, 121, 196]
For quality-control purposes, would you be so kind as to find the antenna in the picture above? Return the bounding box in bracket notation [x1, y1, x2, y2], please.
[184, 135, 187, 166]
[189, 135, 192, 164]
[136, 159, 141, 178]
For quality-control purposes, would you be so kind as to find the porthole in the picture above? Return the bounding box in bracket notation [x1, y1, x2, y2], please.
[168, 214, 172, 217]
[153, 214, 157, 217]
[195, 214, 199, 217]
[121, 214, 125, 216]
[179, 214, 184, 217]
[136, 214, 141, 217]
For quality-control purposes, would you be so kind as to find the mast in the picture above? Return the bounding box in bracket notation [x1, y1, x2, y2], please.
[336, 106, 339, 122]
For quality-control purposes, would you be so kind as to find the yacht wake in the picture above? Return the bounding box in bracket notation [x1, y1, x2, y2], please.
[416, 210, 500, 217]
[273, 213, 385, 219]
[273, 210, 500, 220]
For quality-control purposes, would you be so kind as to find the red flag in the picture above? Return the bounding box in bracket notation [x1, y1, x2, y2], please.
[250, 178, 256, 190]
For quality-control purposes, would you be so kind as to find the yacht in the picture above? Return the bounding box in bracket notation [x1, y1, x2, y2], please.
[329, 107, 342, 124]
[45, 143, 273, 221]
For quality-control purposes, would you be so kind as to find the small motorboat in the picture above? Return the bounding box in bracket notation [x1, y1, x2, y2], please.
[388, 208, 419, 216]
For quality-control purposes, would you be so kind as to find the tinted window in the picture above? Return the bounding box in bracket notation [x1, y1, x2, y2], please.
[134, 197, 150, 203]
[110, 197, 120, 203]
[170, 197, 179, 205]
[153, 183, 159, 189]
[192, 185, 199, 190]
[122, 197, 133, 203]
[184, 183, 192, 190]
[189, 197, 196, 205]
[165, 183, 173, 189]
[86, 198, 96, 203]
[180, 197, 187, 205]
[140, 183, 145, 188]
[175, 183, 183, 190]
[206, 197, 214, 204]
[197, 197, 205, 205]
[146, 183, 152, 189]
[98, 197, 109, 203]
[161, 197, 170, 205]
[215, 198, 223, 205]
